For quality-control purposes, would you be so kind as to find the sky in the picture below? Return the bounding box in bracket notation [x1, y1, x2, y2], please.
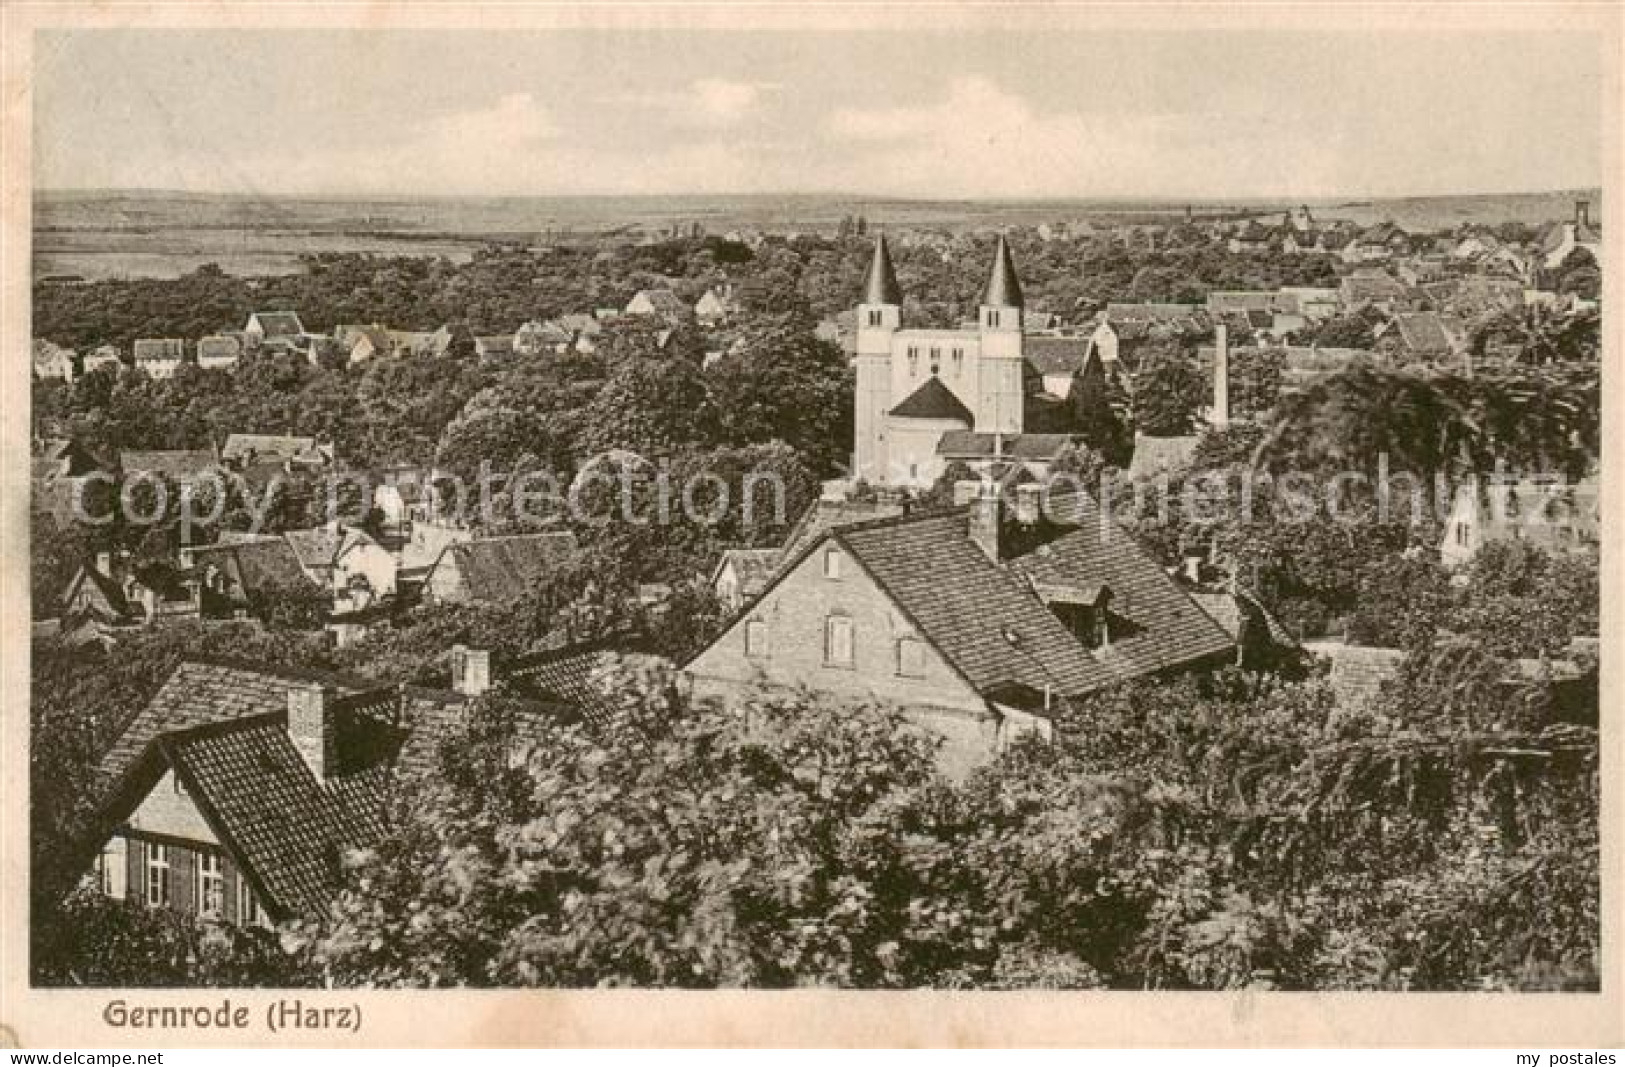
[32, 29, 1607, 201]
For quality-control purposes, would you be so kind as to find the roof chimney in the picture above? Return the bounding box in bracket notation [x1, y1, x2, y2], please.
[451, 644, 491, 698]
[1575, 199, 1589, 228]
[1014, 483, 1042, 525]
[1210, 323, 1230, 429]
[968, 482, 1003, 562]
[287, 683, 335, 782]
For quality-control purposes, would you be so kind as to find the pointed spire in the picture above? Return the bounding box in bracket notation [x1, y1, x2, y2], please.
[981, 233, 1024, 309]
[861, 233, 903, 306]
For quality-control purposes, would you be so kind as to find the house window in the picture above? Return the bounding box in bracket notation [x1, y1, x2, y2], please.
[823, 547, 842, 580]
[145, 843, 170, 908]
[237, 878, 266, 928]
[825, 616, 854, 667]
[1456, 522, 1469, 546]
[745, 619, 768, 659]
[99, 837, 128, 901]
[897, 637, 926, 678]
[987, 310, 1000, 329]
[868, 309, 882, 327]
[195, 852, 224, 918]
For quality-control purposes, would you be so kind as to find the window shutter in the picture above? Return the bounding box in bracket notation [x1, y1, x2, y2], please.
[172, 846, 194, 914]
[222, 856, 239, 925]
[126, 837, 144, 904]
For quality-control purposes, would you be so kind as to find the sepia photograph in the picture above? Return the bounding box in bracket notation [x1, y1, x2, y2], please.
[3, 0, 1620, 1051]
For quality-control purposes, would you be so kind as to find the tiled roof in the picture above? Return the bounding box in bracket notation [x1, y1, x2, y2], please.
[132, 339, 184, 361]
[190, 537, 312, 592]
[508, 640, 634, 733]
[221, 433, 318, 464]
[1393, 312, 1453, 352]
[1105, 302, 1203, 324]
[162, 703, 393, 916]
[92, 659, 382, 813]
[249, 311, 305, 338]
[889, 376, 975, 423]
[1127, 435, 1199, 480]
[119, 449, 219, 480]
[1024, 336, 1091, 376]
[1008, 498, 1235, 680]
[283, 527, 345, 573]
[935, 431, 1080, 460]
[440, 531, 580, 602]
[713, 548, 782, 597]
[196, 335, 242, 360]
[780, 498, 907, 561]
[838, 513, 1109, 702]
[475, 335, 515, 356]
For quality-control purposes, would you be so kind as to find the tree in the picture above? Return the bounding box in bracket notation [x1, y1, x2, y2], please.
[578, 358, 720, 459]
[1131, 346, 1208, 437]
[1070, 351, 1130, 465]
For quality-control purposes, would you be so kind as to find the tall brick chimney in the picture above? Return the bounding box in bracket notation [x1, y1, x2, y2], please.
[968, 482, 1003, 562]
[287, 684, 335, 782]
[451, 644, 491, 697]
[1209, 323, 1230, 429]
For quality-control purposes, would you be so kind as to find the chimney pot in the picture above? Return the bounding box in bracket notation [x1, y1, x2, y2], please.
[287, 683, 335, 781]
[968, 482, 1003, 562]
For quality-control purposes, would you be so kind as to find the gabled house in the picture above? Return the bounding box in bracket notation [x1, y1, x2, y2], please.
[220, 433, 333, 472]
[335, 325, 393, 366]
[513, 320, 576, 356]
[78, 654, 576, 925]
[194, 335, 242, 371]
[182, 536, 321, 619]
[119, 449, 221, 485]
[694, 287, 734, 326]
[474, 335, 515, 359]
[243, 312, 307, 345]
[624, 288, 689, 321]
[1376, 311, 1463, 359]
[33, 340, 78, 382]
[1540, 200, 1602, 271]
[132, 339, 185, 380]
[711, 549, 782, 612]
[422, 531, 581, 605]
[685, 489, 1234, 775]
[82, 345, 123, 375]
[1439, 475, 1600, 569]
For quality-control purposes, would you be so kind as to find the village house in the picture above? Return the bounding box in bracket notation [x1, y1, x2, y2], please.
[119, 448, 222, 486]
[182, 536, 319, 620]
[60, 551, 196, 629]
[711, 549, 782, 613]
[33, 339, 78, 382]
[195, 335, 243, 372]
[82, 345, 124, 375]
[513, 319, 575, 356]
[694, 286, 735, 326]
[335, 324, 393, 366]
[76, 652, 579, 925]
[624, 288, 689, 321]
[132, 339, 185, 380]
[1339, 270, 1411, 313]
[1540, 200, 1602, 271]
[1023, 335, 1097, 399]
[475, 335, 515, 359]
[1375, 311, 1467, 360]
[220, 433, 333, 473]
[422, 530, 582, 605]
[243, 311, 307, 348]
[685, 487, 1235, 777]
[1439, 474, 1600, 570]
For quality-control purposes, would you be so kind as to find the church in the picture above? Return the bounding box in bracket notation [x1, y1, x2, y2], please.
[852, 233, 1074, 488]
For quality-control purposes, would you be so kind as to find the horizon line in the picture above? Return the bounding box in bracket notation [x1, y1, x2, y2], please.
[32, 184, 1603, 206]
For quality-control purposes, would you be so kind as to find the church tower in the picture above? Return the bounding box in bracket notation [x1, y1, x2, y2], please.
[976, 234, 1024, 435]
[854, 233, 902, 484]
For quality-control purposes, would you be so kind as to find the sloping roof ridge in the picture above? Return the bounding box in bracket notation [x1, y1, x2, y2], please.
[176, 655, 385, 693]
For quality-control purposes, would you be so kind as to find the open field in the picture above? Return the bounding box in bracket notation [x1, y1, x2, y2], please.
[33, 187, 1602, 281]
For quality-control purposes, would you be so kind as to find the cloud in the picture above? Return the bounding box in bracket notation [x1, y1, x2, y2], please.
[613, 77, 779, 129]
[817, 76, 1348, 199]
